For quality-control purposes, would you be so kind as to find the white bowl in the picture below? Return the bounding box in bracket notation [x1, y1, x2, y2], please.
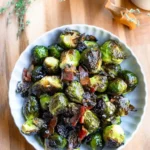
[9, 24, 147, 150]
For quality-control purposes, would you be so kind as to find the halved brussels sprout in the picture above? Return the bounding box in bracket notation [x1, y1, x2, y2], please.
[49, 93, 68, 116]
[83, 110, 100, 133]
[31, 76, 63, 96]
[119, 70, 138, 93]
[43, 57, 59, 74]
[23, 96, 39, 120]
[83, 41, 99, 48]
[66, 81, 84, 104]
[32, 46, 48, 64]
[90, 75, 108, 93]
[60, 49, 81, 69]
[103, 64, 121, 79]
[22, 118, 45, 135]
[31, 66, 46, 82]
[59, 29, 80, 49]
[89, 133, 103, 150]
[103, 125, 125, 148]
[45, 133, 67, 149]
[48, 44, 64, 59]
[100, 40, 126, 64]
[21, 119, 39, 135]
[108, 78, 127, 95]
[40, 94, 51, 110]
[80, 48, 102, 74]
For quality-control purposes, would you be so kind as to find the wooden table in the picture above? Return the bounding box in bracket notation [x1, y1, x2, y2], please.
[0, 0, 150, 150]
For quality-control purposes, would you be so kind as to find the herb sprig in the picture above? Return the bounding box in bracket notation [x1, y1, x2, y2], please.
[0, 0, 35, 37]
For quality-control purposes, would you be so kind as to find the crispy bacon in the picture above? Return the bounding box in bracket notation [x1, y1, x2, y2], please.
[78, 126, 88, 141]
[61, 65, 77, 82]
[48, 116, 58, 135]
[79, 66, 90, 86]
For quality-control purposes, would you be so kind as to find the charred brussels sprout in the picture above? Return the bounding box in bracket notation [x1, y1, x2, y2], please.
[80, 48, 102, 74]
[83, 110, 100, 133]
[97, 94, 116, 118]
[100, 40, 126, 64]
[31, 66, 46, 82]
[23, 96, 39, 120]
[83, 41, 99, 48]
[103, 125, 125, 148]
[43, 57, 59, 74]
[119, 70, 138, 93]
[59, 29, 80, 49]
[90, 75, 108, 93]
[32, 46, 48, 64]
[40, 94, 51, 110]
[49, 93, 68, 116]
[103, 64, 121, 79]
[21, 119, 39, 134]
[108, 78, 127, 95]
[45, 133, 67, 149]
[102, 116, 121, 127]
[112, 96, 134, 116]
[89, 133, 103, 150]
[60, 49, 81, 69]
[66, 81, 84, 104]
[48, 44, 63, 59]
[31, 76, 63, 96]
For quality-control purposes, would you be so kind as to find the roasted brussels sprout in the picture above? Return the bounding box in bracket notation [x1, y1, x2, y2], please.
[90, 75, 108, 93]
[68, 130, 81, 149]
[119, 70, 138, 93]
[103, 64, 121, 79]
[89, 133, 103, 150]
[49, 93, 68, 116]
[40, 94, 51, 110]
[80, 48, 102, 74]
[83, 110, 100, 133]
[108, 78, 127, 95]
[103, 125, 125, 148]
[102, 116, 121, 128]
[59, 29, 80, 49]
[66, 81, 84, 104]
[32, 46, 48, 64]
[21, 120, 39, 134]
[100, 40, 126, 64]
[21, 118, 45, 135]
[48, 44, 64, 59]
[83, 92, 96, 107]
[31, 76, 63, 96]
[31, 66, 46, 82]
[45, 133, 67, 149]
[16, 81, 31, 97]
[43, 57, 59, 74]
[111, 96, 134, 116]
[95, 94, 116, 118]
[83, 41, 99, 48]
[60, 49, 81, 69]
[23, 96, 39, 120]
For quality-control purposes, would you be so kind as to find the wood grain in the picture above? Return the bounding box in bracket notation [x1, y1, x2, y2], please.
[0, 0, 150, 150]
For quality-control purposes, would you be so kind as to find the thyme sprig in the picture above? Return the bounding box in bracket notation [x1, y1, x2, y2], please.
[0, 0, 35, 37]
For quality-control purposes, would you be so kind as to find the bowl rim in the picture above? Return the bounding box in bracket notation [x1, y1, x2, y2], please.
[9, 24, 148, 150]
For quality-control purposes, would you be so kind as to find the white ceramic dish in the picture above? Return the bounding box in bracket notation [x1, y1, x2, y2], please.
[9, 24, 147, 150]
